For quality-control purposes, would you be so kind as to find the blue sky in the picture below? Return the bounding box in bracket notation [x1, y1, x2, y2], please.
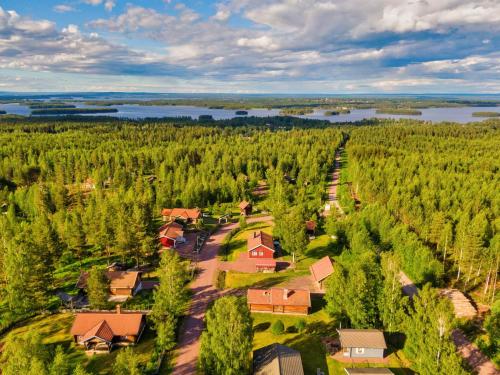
[0, 0, 499, 93]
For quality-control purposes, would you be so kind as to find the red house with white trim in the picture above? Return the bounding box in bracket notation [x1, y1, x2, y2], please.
[158, 221, 185, 248]
[248, 231, 275, 259]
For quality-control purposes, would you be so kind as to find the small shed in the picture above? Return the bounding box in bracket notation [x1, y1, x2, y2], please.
[239, 200, 252, 216]
[337, 329, 387, 359]
[247, 288, 311, 315]
[158, 221, 185, 248]
[305, 220, 316, 235]
[248, 231, 275, 259]
[253, 343, 304, 375]
[310, 256, 334, 289]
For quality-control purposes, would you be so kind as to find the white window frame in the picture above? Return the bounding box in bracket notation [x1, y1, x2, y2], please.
[355, 347, 365, 354]
[252, 251, 257, 256]
[259, 251, 264, 256]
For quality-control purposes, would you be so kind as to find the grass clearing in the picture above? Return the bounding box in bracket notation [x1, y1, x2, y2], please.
[223, 221, 273, 261]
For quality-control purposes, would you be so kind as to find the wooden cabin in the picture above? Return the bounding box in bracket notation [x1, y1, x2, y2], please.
[253, 343, 304, 375]
[161, 208, 201, 223]
[77, 270, 142, 297]
[70, 305, 146, 352]
[239, 200, 252, 216]
[248, 231, 275, 260]
[310, 256, 334, 289]
[247, 288, 311, 315]
[337, 329, 387, 359]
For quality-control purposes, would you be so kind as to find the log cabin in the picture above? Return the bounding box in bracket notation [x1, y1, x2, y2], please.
[76, 270, 142, 297]
[247, 288, 311, 315]
[161, 208, 201, 223]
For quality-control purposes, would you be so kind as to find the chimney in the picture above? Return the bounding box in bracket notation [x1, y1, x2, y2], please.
[116, 304, 121, 314]
[283, 289, 289, 300]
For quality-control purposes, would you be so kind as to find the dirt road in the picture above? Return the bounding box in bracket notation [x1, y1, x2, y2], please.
[325, 147, 345, 216]
[452, 329, 499, 375]
[171, 215, 273, 375]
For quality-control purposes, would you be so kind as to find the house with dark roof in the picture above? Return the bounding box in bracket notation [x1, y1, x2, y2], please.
[158, 221, 185, 248]
[239, 200, 252, 216]
[248, 231, 275, 259]
[337, 329, 387, 359]
[161, 208, 202, 223]
[76, 270, 142, 297]
[344, 369, 394, 375]
[247, 288, 311, 315]
[310, 256, 334, 289]
[70, 305, 146, 352]
[253, 343, 304, 375]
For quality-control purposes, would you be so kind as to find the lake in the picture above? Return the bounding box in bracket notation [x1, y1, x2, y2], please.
[0, 102, 499, 123]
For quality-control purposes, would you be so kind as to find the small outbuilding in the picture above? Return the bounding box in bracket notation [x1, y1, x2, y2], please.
[239, 200, 253, 216]
[158, 221, 185, 248]
[310, 256, 334, 289]
[440, 289, 477, 319]
[337, 329, 387, 359]
[253, 343, 304, 375]
[247, 288, 311, 315]
[305, 220, 316, 235]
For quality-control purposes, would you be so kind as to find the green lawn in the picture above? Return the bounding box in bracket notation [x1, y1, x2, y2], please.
[251, 297, 336, 374]
[0, 313, 156, 374]
[327, 351, 413, 375]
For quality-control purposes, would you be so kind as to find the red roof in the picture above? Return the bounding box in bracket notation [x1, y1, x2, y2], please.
[247, 231, 275, 252]
[310, 256, 334, 283]
[305, 220, 316, 231]
[159, 221, 184, 239]
[71, 311, 145, 337]
[82, 320, 114, 343]
[239, 200, 251, 209]
[247, 288, 311, 307]
[161, 208, 201, 220]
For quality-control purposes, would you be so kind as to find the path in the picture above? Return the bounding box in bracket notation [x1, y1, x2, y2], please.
[399, 271, 419, 299]
[324, 147, 345, 216]
[172, 215, 273, 375]
[452, 329, 499, 375]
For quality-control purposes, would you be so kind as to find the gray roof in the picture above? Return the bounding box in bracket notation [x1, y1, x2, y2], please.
[344, 369, 394, 375]
[253, 344, 304, 375]
[338, 329, 387, 349]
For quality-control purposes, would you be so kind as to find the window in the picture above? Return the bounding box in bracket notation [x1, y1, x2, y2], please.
[259, 251, 264, 256]
[252, 251, 257, 256]
[355, 347, 365, 354]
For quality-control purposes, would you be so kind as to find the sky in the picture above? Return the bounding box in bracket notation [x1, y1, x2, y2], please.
[0, 0, 499, 93]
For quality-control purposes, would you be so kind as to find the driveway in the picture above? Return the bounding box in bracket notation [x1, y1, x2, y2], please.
[172, 215, 273, 375]
[324, 148, 345, 216]
[452, 329, 499, 375]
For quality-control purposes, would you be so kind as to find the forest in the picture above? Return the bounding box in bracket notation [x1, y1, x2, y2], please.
[0, 115, 498, 374]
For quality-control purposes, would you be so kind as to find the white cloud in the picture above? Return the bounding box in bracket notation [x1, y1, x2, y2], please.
[53, 4, 75, 13]
[104, 0, 115, 12]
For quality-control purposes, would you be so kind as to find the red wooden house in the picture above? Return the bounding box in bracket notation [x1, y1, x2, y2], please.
[161, 208, 201, 223]
[248, 231, 275, 259]
[158, 221, 185, 248]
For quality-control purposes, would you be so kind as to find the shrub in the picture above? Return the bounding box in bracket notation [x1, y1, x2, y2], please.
[271, 320, 285, 335]
[295, 319, 307, 332]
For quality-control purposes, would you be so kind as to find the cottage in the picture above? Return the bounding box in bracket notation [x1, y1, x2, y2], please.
[310, 256, 334, 289]
[337, 329, 387, 359]
[77, 270, 142, 297]
[248, 231, 275, 259]
[305, 220, 316, 235]
[253, 343, 304, 375]
[158, 221, 185, 248]
[161, 208, 201, 223]
[70, 305, 146, 352]
[239, 200, 253, 216]
[247, 288, 311, 315]
[344, 369, 394, 375]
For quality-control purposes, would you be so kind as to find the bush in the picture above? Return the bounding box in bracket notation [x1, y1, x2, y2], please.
[295, 319, 306, 332]
[214, 269, 226, 290]
[271, 320, 285, 335]
[239, 215, 247, 230]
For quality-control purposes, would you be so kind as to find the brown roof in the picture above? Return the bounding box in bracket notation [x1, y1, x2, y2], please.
[344, 369, 394, 375]
[247, 231, 275, 252]
[247, 288, 311, 307]
[161, 208, 201, 220]
[159, 221, 184, 239]
[253, 343, 304, 375]
[76, 271, 140, 290]
[239, 200, 251, 209]
[338, 329, 387, 349]
[305, 220, 316, 231]
[82, 320, 114, 343]
[310, 256, 334, 283]
[71, 311, 145, 337]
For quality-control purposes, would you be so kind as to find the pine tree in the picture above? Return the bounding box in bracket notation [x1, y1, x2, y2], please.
[113, 347, 142, 375]
[86, 266, 109, 309]
[379, 253, 408, 332]
[49, 346, 70, 375]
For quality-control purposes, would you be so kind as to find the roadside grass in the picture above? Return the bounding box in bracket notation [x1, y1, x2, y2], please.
[0, 312, 156, 374]
[251, 297, 335, 374]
